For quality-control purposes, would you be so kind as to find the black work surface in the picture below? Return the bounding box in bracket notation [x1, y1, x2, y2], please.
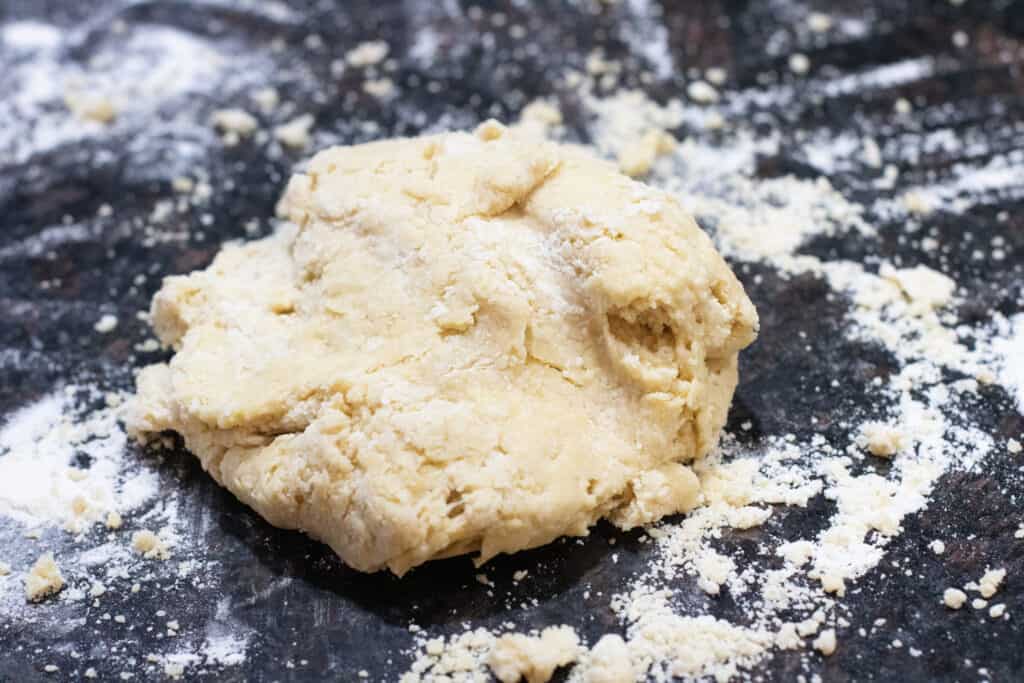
[1, 1, 1023, 681]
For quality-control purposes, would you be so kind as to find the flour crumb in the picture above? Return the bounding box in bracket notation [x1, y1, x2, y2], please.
[880, 264, 956, 311]
[820, 573, 847, 597]
[94, 314, 119, 334]
[579, 634, 634, 683]
[346, 40, 389, 67]
[25, 552, 64, 602]
[686, 80, 719, 104]
[789, 53, 811, 75]
[813, 629, 837, 656]
[943, 588, 967, 609]
[211, 108, 258, 145]
[901, 190, 937, 216]
[807, 12, 833, 32]
[164, 663, 185, 679]
[859, 422, 906, 457]
[487, 626, 580, 683]
[517, 100, 563, 138]
[132, 529, 170, 560]
[251, 87, 279, 113]
[106, 511, 123, 529]
[705, 67, 727, 85]
[977, 568, 1006, 598]
[929, 540, 946, 555]
[1008, 438, 1022, 454]
[363, 78, 396, 98]
[617, 129, 676, 177]
[84, 668, 98, 679]
[274, 114, 314, 149]
[64, 92, 117, 124]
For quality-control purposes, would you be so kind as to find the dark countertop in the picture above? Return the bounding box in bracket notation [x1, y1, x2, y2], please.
[1, 1, 1022, 681]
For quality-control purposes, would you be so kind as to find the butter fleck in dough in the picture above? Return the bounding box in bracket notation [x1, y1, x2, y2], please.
[128, 121, 758, 575]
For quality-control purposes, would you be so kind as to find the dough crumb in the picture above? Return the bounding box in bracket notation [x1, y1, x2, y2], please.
[106, 511, 123, 530]
[977, 567, 1005, 598]
[943, 587, 967, 609]
[211, 109, 258, 145]
[686, 80, 719, 104]
[617, 129, 677, 177]
[880, 264, 956, 311]
[131, 530, 170, 560]
[25, 552, 65, 602]
[487, 626, 581, 683]
[812, 629, 837, 656]
[516, 100, 563, 138]
[775, 623, 802, 650]
[94, 314, 119, 334]
[807, 12, 833, 32]
[789, 53, 811, 75]
[859, 421, 907, 457]
[251, 87, 280, 113]
[274, 114, 314, 149]
[164, 662, 185, 679]
[65, 92, 117, 124]
[362, 78, 396, 98]
[171, 176, 195, 193]
[705, 67, 727, 85]
[1008, 438, 1022, 454]
[346, 40, 389, 67]
[84, 668, 98, 679]
[928, 539, 945, 555]
[0, 561, 9, 576]
[901, 190, 937, 216]
[989, 603, 1006, 619]
[581, 634, 634, 683]
[820, 573, 846, 597]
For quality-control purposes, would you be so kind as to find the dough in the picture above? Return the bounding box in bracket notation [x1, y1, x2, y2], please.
[128, 121, 758, 575]
[25, 552, 64, 602]
[488, 626, 581, 683]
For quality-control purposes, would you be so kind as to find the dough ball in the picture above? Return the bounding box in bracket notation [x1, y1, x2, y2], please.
[128, 121, 758, 575]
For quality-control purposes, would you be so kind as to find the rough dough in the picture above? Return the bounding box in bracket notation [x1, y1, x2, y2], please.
[488, 626, 581, 683]
[25, 552, 64, 602]
[128, 121, 758, 575]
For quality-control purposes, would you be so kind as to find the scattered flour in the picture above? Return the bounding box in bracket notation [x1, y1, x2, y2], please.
[0, 389, 157, 527]
[399, 78, 1021, 681]
[992, 314, 1024, 413]
[1, 10, 1021, 683]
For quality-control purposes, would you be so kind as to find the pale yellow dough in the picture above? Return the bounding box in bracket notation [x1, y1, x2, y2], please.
[128, 121, 758, 575]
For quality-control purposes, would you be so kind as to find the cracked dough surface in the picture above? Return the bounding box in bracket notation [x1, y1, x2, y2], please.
[128, 121, 758, 575]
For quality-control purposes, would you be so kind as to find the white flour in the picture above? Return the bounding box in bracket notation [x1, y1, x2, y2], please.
[992, 314, 1024, 413]
[0, 389, 157, 527]
[401, 54, 1023, 681]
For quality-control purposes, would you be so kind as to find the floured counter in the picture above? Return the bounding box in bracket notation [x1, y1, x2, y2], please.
[1, 1, 1022, 681]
